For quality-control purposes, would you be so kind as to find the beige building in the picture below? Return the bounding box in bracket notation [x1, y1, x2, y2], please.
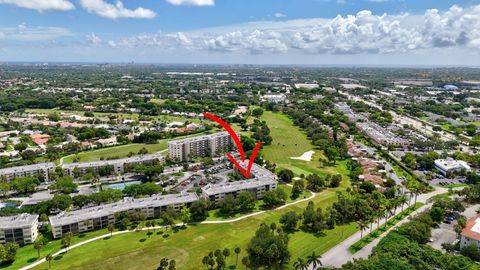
[0, 162, 55, 182]
[0, 214, 39, 245]
[168, 131, 237, 162]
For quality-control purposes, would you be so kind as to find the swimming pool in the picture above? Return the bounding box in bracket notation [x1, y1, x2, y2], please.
[102, 181, 142, 190]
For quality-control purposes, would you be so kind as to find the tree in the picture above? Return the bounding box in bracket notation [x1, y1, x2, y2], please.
[357, 220, 368, 240]
[61, 232, 73, 252]
[291, 180, 305, 199]
[278, 169, 294, 183]
[3, 242, 19, 262]
[52, 176, 78, 194]
[218, 195, 238, 216]
[325, 147, 339, 164]
[12, 176, 40, 194]
[168, 259, 176, 270]
[14, 142, 28, 151]
[329, 174, 342, 188]
[293, 257, 308, 270]
[234, 247, 241, 268]
[158, 257, 169, 270]
[279, 211, 299, 233]
[34, 238, 44, 257]
[262, 188, 287, 208]
[247, 223, 290, 268]
[189, 198, 210, 222]
[46, 253, 53, 269]
[108, 224, 115, 237]
[461, 244, 480, 261]
[178, 205, 191, 224]
[306, 252, 322, 269]
[237, 191, 256, 213]
[252, 108, 264, 117]
[222, 248, 230, 266]
[306, 174, 325, 192]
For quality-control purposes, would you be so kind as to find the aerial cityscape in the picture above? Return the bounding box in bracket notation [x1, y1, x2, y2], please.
[0, 0, 480, 270]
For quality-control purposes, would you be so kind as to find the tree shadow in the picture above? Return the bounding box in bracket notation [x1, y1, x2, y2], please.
[139, 238, 147, 242]
[54, 255, 63, 261]
[163, 234, 170, 238]
[156, 231, 164, 235]
[78, 233, 87, 238]
[103, 236, 111, 240]
[27, 257, 38, 263]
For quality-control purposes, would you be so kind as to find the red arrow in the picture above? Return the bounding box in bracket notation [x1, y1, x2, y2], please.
[203, 112, 262, 178]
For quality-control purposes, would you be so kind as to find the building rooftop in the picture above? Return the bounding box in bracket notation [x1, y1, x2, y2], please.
[0, 162, 55, 175]
[434, 159, 471, 171]
[168, 131, 234, 146]
[63, 153, 164, 169]
[49, 193, 198, 227]
[462, 214, 480, 241]
[0, 213, 38, 229]
[202, 162, 277, 195]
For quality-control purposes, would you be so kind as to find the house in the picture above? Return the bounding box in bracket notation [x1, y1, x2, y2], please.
[30, 134, 50, 145]
[460, 214, 480, 250]
[96, 137, 117, 147]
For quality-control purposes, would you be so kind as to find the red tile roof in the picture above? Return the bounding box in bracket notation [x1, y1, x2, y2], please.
[461, 214, 480, 241]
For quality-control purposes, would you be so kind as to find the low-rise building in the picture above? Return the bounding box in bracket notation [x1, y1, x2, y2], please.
[0, 214, 39, 245]
[0, 162, 55, 182]
[49, 193, 198, 239]
[202, 162, 277, 203]
[434, 159, 471, 176]
[460, 214, 480, 250]
[63, 153, 165, 178]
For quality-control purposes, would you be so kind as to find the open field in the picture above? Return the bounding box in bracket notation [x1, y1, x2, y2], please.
[24, 109, 201, 124]
[259, 111, 335, 176]
[31, 186, 356, 270]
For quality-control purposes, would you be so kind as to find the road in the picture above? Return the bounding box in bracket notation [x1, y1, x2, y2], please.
[313, 186, 451, 269]
[20, 191, 317, 270]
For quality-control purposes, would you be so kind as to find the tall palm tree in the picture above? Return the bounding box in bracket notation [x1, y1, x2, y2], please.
[306, 252, 322, 269]
[46, 253, 53, 269]
[357, 220, 368, 240]
[234, 247, 241, 268]
[293, 257, 308, 270]
[398, 195, 407, 213]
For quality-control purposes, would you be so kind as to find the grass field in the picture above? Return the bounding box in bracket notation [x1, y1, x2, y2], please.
[31, 186, 356, 270]
[259, 111, 336, 177]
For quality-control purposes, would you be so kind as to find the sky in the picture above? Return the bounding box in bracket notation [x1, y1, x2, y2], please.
[0, 0, 480, 65]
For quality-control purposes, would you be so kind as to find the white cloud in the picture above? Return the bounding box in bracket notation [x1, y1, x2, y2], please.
[86, 32, 102, 45]
[0, 0, 74, 12]
[0, 23, 72, 41]
[274, 12, 286, 18]
[86, 4, 480, 56]
[79, 0, 156, 19]
[166, 0, 214, 6]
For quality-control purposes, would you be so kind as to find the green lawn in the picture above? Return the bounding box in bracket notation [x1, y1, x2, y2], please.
[259, 111, 337, 176]
[0, 229, 110, 270]
[31, 187, 356, 270]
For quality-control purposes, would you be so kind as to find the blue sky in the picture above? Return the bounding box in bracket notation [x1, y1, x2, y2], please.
[0, 0, 480, 65]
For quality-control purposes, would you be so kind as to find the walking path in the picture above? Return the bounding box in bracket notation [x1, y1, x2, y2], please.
[20, 191, 316, 270]
[313, 187, 451, 269]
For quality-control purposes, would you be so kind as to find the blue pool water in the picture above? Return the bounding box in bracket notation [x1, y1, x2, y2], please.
[102, 181, 141, 190]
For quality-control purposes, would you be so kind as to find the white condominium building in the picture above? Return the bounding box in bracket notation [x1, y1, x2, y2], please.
[168, 132, 238, 162]
[63, 153, 165, 178]
[0, 213, 39, 245]
[49, 193, 198, 239]
[0, 162, 55, 182]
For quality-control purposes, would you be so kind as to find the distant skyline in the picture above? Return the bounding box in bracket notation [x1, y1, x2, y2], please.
[0, 0, 480, 65]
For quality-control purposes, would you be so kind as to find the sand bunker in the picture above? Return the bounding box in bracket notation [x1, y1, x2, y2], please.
[290, 150, 315, 162]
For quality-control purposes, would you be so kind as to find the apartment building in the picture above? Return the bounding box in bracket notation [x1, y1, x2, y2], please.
[63, 153, 165, 178]
[0, 213, 39, 245]
[168, 131, 237, 162]
[0, 162, 55, 182]
[49, 193, 197, 238]
[202, 162, 278, 203]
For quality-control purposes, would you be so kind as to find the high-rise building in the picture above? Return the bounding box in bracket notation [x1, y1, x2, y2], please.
[168, 131, 238, 161]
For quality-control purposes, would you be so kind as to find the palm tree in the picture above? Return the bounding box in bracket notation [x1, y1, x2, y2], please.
[306, 252, 322, 269]
[293, 257, 308, 270]
[357, 220, 368, 240]
[398, 195, 407, 213]
[46, 253, 53, 269]
[33, 239, 43, 258]
[234, 247, 241, 268]
[108, 224, 115, 237]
